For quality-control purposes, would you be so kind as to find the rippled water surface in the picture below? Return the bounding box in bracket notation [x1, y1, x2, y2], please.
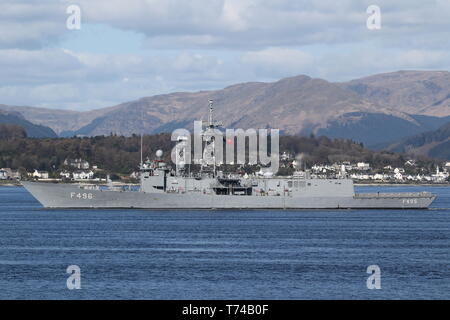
[0, 185, 449, 299]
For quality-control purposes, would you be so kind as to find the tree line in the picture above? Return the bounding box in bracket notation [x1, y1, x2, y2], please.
[0, 128, 439, 176]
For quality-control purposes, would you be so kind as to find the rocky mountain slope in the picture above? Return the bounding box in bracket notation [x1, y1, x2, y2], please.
[0, 111, 57, 138]
[0, 104, 119, 135]
[64, 75, 386, 137]
[386, 121, 450, 160]
[343, 70, 450, 117]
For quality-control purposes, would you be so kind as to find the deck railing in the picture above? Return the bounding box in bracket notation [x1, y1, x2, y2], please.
[354, 192, 433, 198]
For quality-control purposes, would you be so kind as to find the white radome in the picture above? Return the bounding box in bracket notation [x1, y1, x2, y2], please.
[156, 150, 163, 158]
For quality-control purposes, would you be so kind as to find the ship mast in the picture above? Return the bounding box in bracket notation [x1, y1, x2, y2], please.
[201, 100, 222, 176]
[208, 99, 214, 128]
[140, 108, 144, 167]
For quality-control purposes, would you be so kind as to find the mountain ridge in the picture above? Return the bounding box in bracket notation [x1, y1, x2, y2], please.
[0, 110, 57, 138]
[1, 71, 450, 148]
[386, 121, 450, 159]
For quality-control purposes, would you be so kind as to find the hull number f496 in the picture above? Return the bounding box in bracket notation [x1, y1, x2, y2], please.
[70, 192, 94, 200]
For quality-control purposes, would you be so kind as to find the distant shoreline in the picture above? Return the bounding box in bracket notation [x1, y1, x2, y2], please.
[0, 183, 20, 187]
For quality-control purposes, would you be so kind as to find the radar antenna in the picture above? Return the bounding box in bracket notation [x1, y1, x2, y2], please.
[201, 100, 222, 176]
[140, 108, 144, 167]
[206, 100, 222, 129]
[208, 99, 214, 128]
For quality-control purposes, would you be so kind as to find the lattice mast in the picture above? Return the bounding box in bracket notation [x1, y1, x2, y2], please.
[201, 100, 222, 176]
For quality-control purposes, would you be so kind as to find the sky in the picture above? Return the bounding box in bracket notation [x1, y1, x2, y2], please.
[1, 0, 450, 111]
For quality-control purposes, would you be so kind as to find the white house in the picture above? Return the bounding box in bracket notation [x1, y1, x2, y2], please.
[0, 169, 8, 180]
[356, 162, 371, 171]
[0, 168, 20, 180]
[431, 166, 449, 182]
[373, 173, 389, 181]
[393, 168, 404, 181]
[394, 167, 405, 174]
[59, 171, 71, 179]
[350, 173, 370, 180]
[64, 158, 90, 170]
[73, 170, 94, 180]
[130, 171, 140, 179]
[32, 170, 49, 179]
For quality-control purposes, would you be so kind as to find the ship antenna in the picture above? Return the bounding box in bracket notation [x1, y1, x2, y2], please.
[140, 134, 143, 165]
[140, 108, 144, 166]
[208, 99, 214, 128]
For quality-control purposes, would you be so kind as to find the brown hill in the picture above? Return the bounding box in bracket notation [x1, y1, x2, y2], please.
[386, 121, 450, 160]
[0, 104, 119, 135]
[343, 70, 450, 117]
[1, 71, 450, 147]
[21, 75, 389, 136]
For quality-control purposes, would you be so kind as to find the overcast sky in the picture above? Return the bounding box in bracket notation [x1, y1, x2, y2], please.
[1, 0, 450, 110]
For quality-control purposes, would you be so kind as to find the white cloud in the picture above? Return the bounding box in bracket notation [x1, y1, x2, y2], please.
[0, 1, 67, 49]
[1, 0, 450, 110]
[314, 48, 450, 81]
[241, 48, 315, 78]
[2, 0, 450, 51]
[68, 0, 450, 50]
[1, 45, 450, 110]
[0, 49, 83, 85]
[0, 48, 234, 109]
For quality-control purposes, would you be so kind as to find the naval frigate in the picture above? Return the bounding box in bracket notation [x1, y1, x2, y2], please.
[22, 101, 436, 209]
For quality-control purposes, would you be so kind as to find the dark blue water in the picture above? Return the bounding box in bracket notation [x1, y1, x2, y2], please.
[0, 185, 449, 300]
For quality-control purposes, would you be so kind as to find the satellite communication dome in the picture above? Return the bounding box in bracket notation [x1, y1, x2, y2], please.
[156, 150, 163, 158]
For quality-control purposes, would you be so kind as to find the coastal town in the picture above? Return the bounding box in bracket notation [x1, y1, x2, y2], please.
[0, 158, 101, 183]
[281, 151, 450, 183]
[1, 155, 450, 184]
[309, 161, 450, 183]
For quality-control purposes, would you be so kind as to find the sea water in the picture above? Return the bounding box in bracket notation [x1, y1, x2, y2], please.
[0, 185, 449, 299]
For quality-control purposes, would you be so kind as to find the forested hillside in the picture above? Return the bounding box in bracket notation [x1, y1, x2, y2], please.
[0, 134, 437, 175]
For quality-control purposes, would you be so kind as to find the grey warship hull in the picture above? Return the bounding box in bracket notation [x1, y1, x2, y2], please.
[22, 181, 436, 209]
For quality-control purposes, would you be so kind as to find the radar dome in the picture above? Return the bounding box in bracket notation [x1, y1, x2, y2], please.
[156, 150, 163, 158]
